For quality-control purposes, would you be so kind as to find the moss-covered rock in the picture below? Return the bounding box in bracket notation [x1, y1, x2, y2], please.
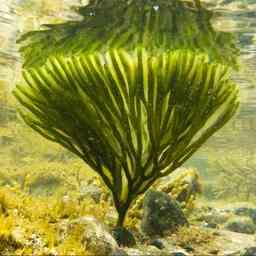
[65, 216, 119, 255]
[156, 168, 202, 214]
[128, 168, 202, 229]
[224, 216, 256, 234]
[241, 247, 256, 256]
[141, 190, 188, 236]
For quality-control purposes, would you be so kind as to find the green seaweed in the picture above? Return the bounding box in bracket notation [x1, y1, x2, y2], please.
[13, 0, 240, 227]
[17, 0, 239, 68]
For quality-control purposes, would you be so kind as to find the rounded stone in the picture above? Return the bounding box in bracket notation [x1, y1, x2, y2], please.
[242, 247, 256, 256]
[224, 216, 256, 234]
[112, 227, 136, 247]
[149, 238, 165, 250]
[141, 190, 188, 236]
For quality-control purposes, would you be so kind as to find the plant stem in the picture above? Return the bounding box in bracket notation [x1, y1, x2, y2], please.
[116, 196, 133, 227]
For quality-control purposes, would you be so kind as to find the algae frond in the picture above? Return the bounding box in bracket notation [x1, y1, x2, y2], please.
[13, 0, 240, 226]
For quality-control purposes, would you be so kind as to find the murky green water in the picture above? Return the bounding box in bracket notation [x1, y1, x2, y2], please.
[187, 3, 256, 174]
[0, 1, 256, 254]
[1, 0, 256, 195]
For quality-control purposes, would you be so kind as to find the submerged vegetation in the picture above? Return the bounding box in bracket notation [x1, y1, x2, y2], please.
[13, 0, 240, 227]
[17, 0, 239, 68]
[0, 176, 110, 255]
[0, 178, 215, 255]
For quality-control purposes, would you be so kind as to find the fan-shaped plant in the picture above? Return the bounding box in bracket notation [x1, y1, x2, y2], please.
[14, 0, 240, 227]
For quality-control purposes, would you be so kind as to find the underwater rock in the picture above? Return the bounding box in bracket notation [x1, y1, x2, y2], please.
[141, 190, 188, 236]
[233, 206, 256, 224]
[112, 227, 136, 247]
[110, 248, 129, 256]
[241, 247, 256, 256]
[79, 216, 118, 255]
[195, 207, 231, 228]
[150, 238, 177, 253]
[149, 238, 165, 250]
[183, 244, 194, 253]
[224, 216, 256, 234]
[220, 203, 256, 223]
[60, 216, 118, 255]
[156, 168, 202, 211]
[79, 183, 102, 203]
[79, 217, 118, 255]
[129, 168, 202, 226]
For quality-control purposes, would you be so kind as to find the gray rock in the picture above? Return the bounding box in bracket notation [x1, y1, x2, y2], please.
[60, 216, 118, 255]
[233, 206, 256, 224]
[141, 190, 188, 236]
[241, 247, 256, 256]
[224, 216, 256, 234]
[197, 208, 231, 227]
[149, 238, 165, 250]
[183, 244, 194, 253]
[161, 241, 190, 256]
[80, 216, 118, 255]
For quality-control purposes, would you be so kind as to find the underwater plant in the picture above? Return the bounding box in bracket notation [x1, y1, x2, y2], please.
[13, 0, 240, 227]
